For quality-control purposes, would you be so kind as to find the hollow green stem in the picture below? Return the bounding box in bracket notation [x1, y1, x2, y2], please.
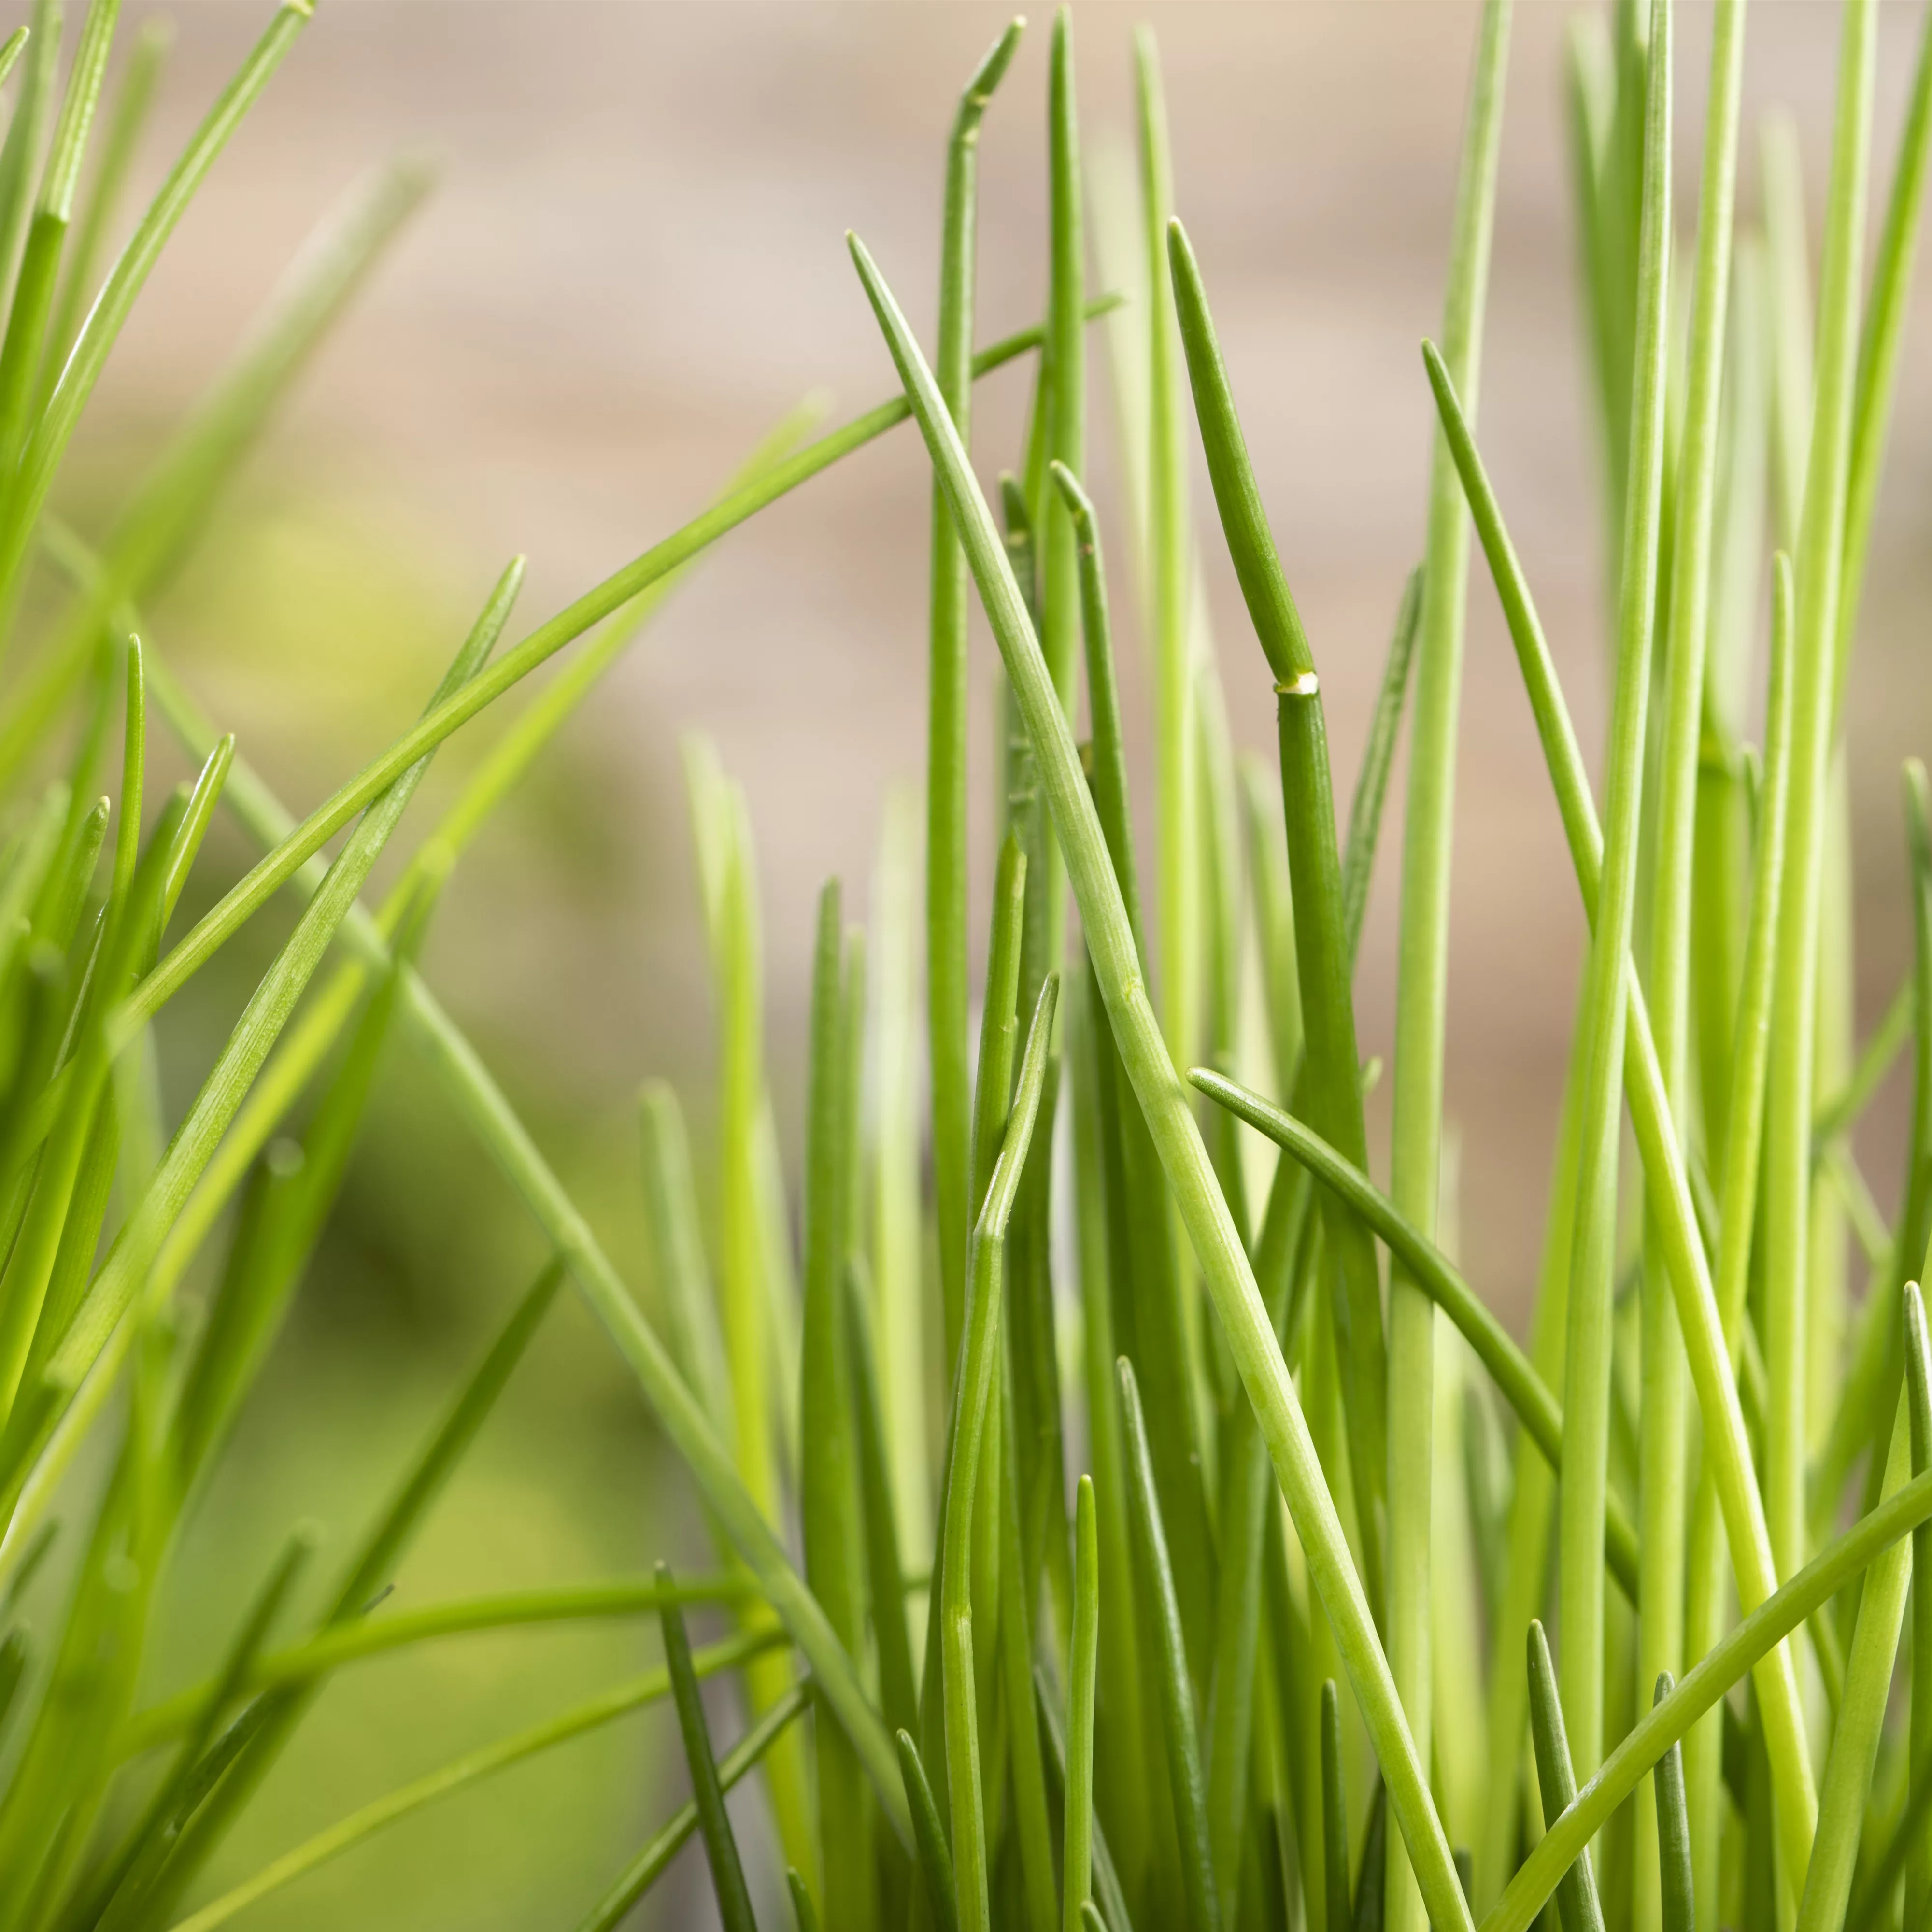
[928, 18, 1023, 1388]
[1384, 7, 1510, 1920]
[1762, 0, 1877, 1599]
[941, 977, 1056, 1932]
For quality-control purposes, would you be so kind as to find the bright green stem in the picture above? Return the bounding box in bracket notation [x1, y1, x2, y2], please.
[1794, 1387, 1912, 1932]
[686, 743, 784, 1528]
[572, 1686, 810, 1932]
[802, 884, 873, 1932]
[1527, 1621, 1606, 1932]
[851, 228, 1472, 1932]
[42, 17, 166, 385]
[1135, 27, 1196, 1079]
[1039, 3, 1083, 970]
[1557, 0, 1669, 1781]
[898, 1729, 961, 1932]
[1684, 552, 1797, 1923]
[1065, 1474, 1099, 1932]
[1650, 1672, 1693, 1932]
[1474, 1002, 1587, 1912]
[1423, 337, 1819, 1881]
[1907, 1274, 1932, 1931]
[1635, 5, 1747, 1913]
[1836, 0, 1932, 696]
[1120, 1355, 1218, 1932]
[928, 18, 1022, 1388]
[870, 786, 931, 1567]
[658, 1566, 757, 1932]
[1762, 0, 1877, 1593]
[1165, 215, 1389, 1625]
[940, 979, 1055, 1932]
[1384, 6, 1510, 1922]
[1320, 1680, 1351, 1932]
[997, 1367, 1059, 1932]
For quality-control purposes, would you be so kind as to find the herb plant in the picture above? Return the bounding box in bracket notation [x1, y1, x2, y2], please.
[0, 0, 1924, 1929]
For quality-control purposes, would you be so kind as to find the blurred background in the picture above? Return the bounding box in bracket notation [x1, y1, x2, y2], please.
[52, 1, 1932, 1925]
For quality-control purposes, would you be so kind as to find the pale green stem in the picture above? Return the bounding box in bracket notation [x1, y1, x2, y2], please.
[1384, 5, 1510, 1923]
[1635, 0, 1746, 1919]
[1136, 27, 1196, 1080]
[1684, 552, 1796, 1931]
[1761, 0, 1877, 1589]
[928, 20, 1022, 1382]
[1558, 0, 1670, 1780]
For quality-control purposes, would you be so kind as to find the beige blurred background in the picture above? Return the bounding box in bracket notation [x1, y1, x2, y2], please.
[63, 3, 1932, 1924]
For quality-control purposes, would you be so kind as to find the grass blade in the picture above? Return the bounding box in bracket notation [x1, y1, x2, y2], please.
[1837, 0, 1932, 688]
[1165, 214, 1390, 1627]
[1067, 968, 1157, 1910]
[1321, 1680, 1352, 1932]
[868, 784, 930, 1570]
[1037, 1, 1083, 944]
[1554, 0, 1670, 1782]
[998, 1364, 1059, 1932]
[848, 1263, 918, 1746]
[1526, 1622, 1605, 1932]
[1383, 6, 1511, 1914]
[573, 1683, 809, 1932]
[684, 737, 790, 1505]
[928, 19, 1022, 1391]
[1649, 1673, 1693, 1932]
[802, 882, 873, 1932]
[1119, 1355, 1218, 1932]
[1064, 1473, 1100, 1932]
[850, 223, 1470, 1932]
[1906, 1272, 1932, 1929]
[640, 1079, 733, 1436]
[1761, 0, 1877, 1618]
[1636, 3, 1747, 1910]
[1052, 455, 1215, 1679]
[1133, 28, 1196, 1080]
[899, 1728, 960, 1932]
[659, 1562, 758, 1932]
[941, 974, 1056, 1932]
[1794, 1371, 1912, 1932]
[0, 0, 121, 497]
[1686, 552, 1797, 1910]
[0, 9, 54, 306]
[41, 15, 167, 382]
[1424, 338, 1818, 1876]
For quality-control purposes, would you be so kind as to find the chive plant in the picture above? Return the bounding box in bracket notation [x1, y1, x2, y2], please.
[0, 2, 1928, 1930]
